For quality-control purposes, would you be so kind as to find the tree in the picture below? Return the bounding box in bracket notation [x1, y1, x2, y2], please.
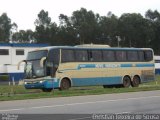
[58, 14, 77, 45]
[34, 10, 52, 43]
[34, 10, 51, 28]
[0, 13, 17, 42]
[98, 12, 118, 46]
[71, 8, 99, 44]
[145, 10, 160, 54]
[118, 13, 151, 48]
[12, 29, 35, 43]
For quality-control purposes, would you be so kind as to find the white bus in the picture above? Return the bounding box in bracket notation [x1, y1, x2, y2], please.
[155, 55, 160, 75]
[0, 43, 48, 84]
[19, 44, 155, 92]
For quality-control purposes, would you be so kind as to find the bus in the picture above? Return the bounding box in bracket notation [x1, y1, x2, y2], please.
[0, 43, 48, 84]
[155, 55, 160, 75]
[18, 44, 155, 92]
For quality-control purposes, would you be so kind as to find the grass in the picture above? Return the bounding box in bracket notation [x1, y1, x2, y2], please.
[0, 75, 160, 101]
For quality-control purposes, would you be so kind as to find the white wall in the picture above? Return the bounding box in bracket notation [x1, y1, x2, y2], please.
[0, 46, 44, 73]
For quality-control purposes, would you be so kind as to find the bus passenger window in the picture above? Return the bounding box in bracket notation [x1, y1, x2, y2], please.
[103, 50, 115, 62]
[75, 50, 88, 62]
[61, 49, 75, 62]
[138, 51, 145, 61]
[127, 51, 138, 61]
[116, 51, 127, 61]
[144, 50, 153, 61]
[90, 50, 102, 62]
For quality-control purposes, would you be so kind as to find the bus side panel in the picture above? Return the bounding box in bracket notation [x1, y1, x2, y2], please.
[71, 76, 122, 86]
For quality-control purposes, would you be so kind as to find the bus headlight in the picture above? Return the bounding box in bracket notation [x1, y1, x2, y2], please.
[24, 82, 27, 85]
[39, 81, 43, 83]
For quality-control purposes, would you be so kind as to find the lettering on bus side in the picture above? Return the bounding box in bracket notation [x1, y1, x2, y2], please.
[78, 64, 121, 69]
[96, 64, 120, 68]
[104, 64, 120, 68]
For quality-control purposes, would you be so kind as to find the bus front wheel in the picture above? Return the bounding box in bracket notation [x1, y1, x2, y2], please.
[131, 76, 140, 87]
[59, 78, 71, 90]
[123, 76, 131, 88]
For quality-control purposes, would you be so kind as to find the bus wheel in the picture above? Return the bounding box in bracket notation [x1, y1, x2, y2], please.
[60, 78, 71, 90]
[123, 76, 131, 88]
[131, 76, 140, 87]
[42, 88, 53, 92]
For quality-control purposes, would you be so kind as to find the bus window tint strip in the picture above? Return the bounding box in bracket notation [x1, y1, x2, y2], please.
[61, 49, 153, 63]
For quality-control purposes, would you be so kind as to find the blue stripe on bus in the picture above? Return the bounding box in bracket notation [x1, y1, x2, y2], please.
[72, 76, 122, 86]
[59, 63, 155, 72]
[77, 63, 154, 68]
[77, 64, 96, 69]
[136, 64, 154, 67]
[120, 64, 132, 67]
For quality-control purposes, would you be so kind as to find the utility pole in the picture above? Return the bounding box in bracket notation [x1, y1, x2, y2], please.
[116, 36, 121, 47]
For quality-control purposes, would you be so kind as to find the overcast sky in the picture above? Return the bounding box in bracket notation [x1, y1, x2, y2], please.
[0, 0, 160, 31]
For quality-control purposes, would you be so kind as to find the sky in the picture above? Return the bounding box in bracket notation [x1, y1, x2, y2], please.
[0, 0, 160, 31]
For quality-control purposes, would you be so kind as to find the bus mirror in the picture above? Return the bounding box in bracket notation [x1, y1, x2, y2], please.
[17, 60, 26, 70]
[40, 57, 46, 67]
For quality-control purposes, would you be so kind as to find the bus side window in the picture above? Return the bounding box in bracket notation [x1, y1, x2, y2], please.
[47, 49, 60, 76]
[116, 51, 127, 61]
[75, 50, 88, 62]
[90, 50, 103, 62]
[127, 51, 138, 61]
[138, 51, 145, 61]
[144, 50, 153, 61]
[61, 49, 75, 62]
[103, 50, 115, 62]
[48, 49, 60, 66]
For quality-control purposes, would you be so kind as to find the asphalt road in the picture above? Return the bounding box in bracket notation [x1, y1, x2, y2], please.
[0, 90, 160, 120]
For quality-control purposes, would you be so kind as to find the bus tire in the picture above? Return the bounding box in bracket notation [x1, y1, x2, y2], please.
[42, 88, 53, 92]
[59, 78, 71, 90]
[123, 76, 131, 88]
[131, 75, 140, 87]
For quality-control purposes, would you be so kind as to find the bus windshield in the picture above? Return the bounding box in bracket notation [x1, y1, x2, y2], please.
[27, 50, 48, 60]
[24, 50, 48, 78]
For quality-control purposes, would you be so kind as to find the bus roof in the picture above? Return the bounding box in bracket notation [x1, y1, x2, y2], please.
[75, 44, 110, 48]
[30, 45, 153, 52]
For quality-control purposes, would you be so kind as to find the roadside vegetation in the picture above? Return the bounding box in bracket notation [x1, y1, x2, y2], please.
[0, 75, 160, 101]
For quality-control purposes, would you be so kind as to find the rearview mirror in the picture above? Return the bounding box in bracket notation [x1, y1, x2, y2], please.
[17, 60, 26, 70]
[40, 57, 47, 67]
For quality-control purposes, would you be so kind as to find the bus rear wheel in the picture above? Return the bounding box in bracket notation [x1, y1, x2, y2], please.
[123, 76, 131, 88]
[59, 78, 71, 90]
[131, 76, 140, 87]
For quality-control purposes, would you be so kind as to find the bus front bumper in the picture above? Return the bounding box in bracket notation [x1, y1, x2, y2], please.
[24, 78, 59, 89]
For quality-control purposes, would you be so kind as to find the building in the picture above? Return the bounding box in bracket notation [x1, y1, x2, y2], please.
[0, 43, 48, 84]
